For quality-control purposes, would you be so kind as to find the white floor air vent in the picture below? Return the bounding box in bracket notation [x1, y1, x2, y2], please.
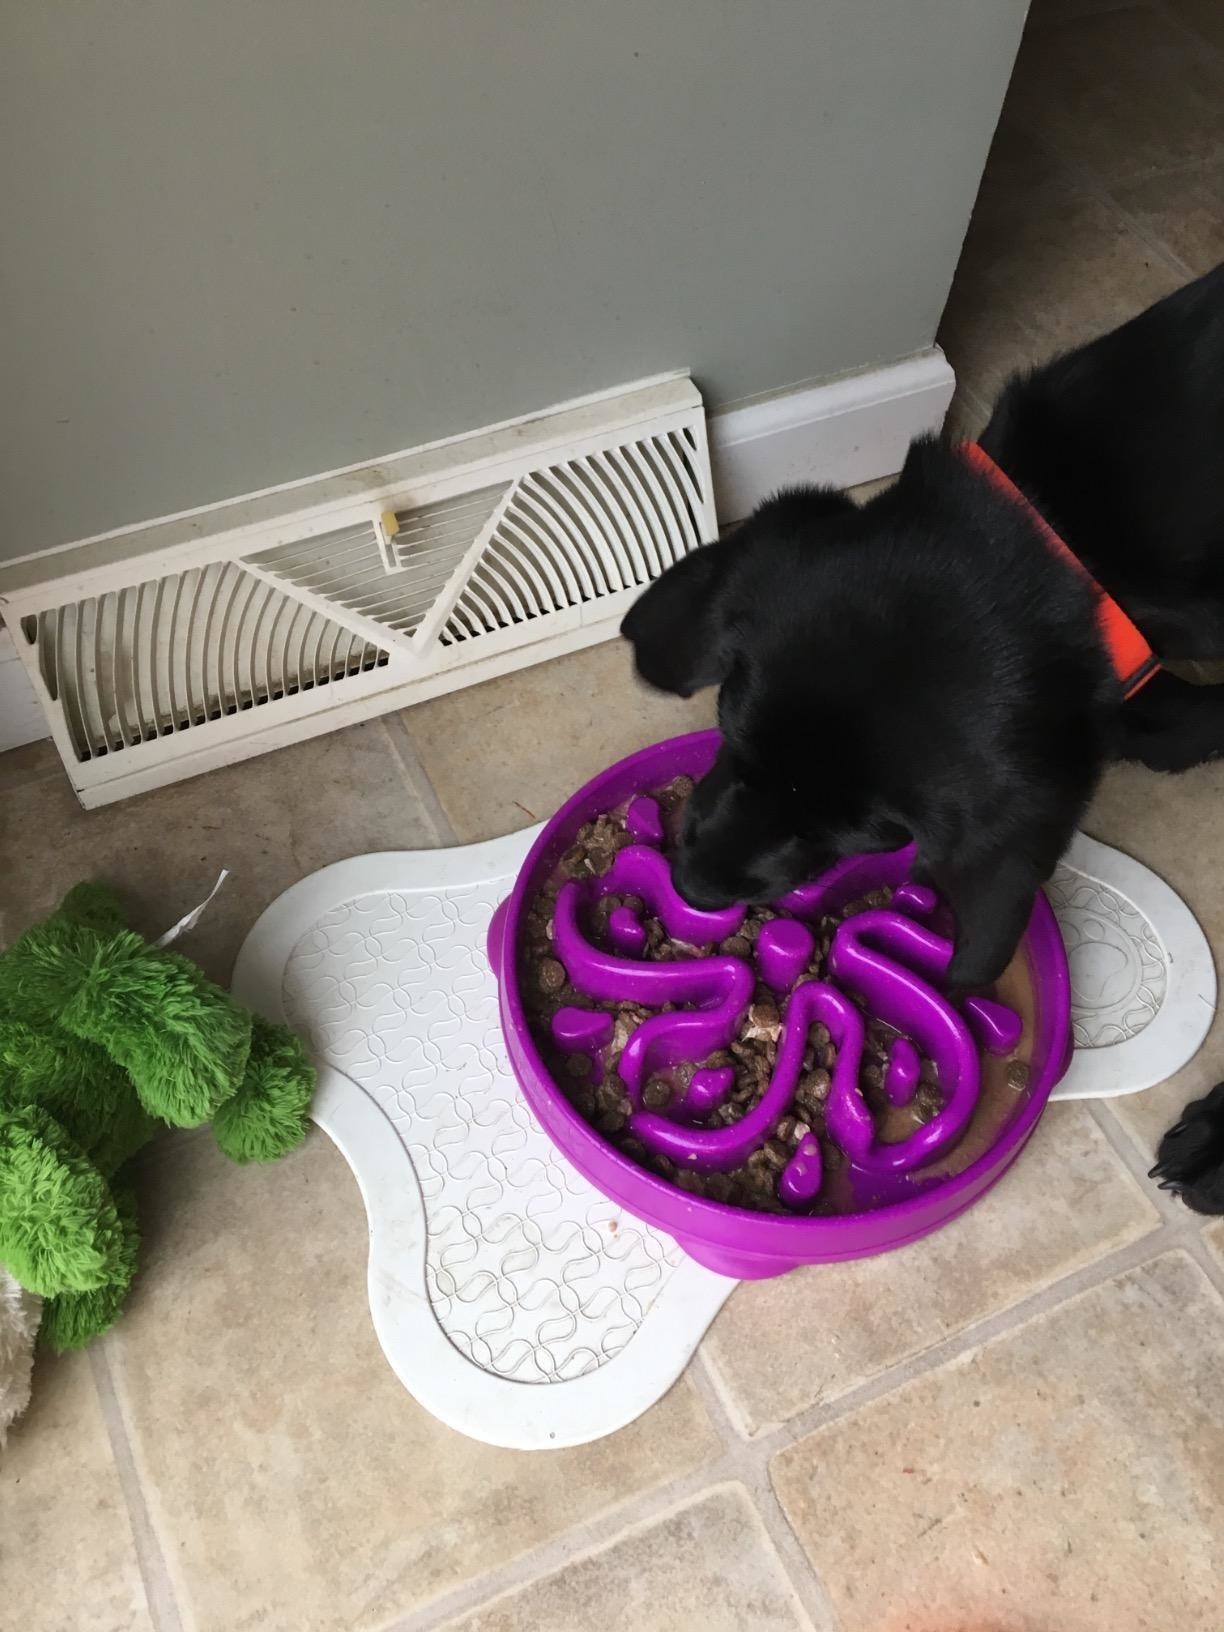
[0, 374, 715, 806]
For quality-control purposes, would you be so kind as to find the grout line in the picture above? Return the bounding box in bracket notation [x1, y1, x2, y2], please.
[400, 1199, 1214, 1629]
[945, 381, 994, 436]
[1086, 158, 1216, 208]
[1024, 1, 1146, 25]
[398, 1460, 840, 1632]
[1155, 1, 1224, 71]
[415, 1471, 835, 1632]
[734, 1458, 841, 1632]
[1092, 150, 1224, 187]
[391, 1218, 1182, 1630]
[0, 757, 64, 796]
[1016, 1, 1224, 192]
[1085, 186, 1198, 284]
[1087, 1099, 1194, 1227]
[684, 1357, 841, 1625]
[1089, 1100, 1224, 1255]
[1000, 108, 1200, 283]
[1182, 1228, 1224, 1300]
[378, 713, 459, 846]
[1091, 1102, 1224, 1294]
[388, 1452, 752, 1632]
[384, 1091, 1199, 1629]
[88, 1343, 185, 1632]
[742, 1223, 1175, 1455]
[687, 1346, 753, 1449]
[386, 1359, 833, 1632]
[957, 382, 993, 424]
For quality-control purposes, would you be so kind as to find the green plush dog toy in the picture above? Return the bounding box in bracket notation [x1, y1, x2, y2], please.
[0, 883, 314, 1352]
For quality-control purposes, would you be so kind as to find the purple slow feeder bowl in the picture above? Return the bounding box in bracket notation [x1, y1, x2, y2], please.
[488, 730, 1071, 1280]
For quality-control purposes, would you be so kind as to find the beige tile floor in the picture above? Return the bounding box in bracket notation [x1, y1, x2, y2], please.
[4, 5, 1224, 1628]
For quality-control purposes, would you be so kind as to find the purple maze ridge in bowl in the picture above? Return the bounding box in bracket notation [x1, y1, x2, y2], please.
[487, 731, 1072, 1280]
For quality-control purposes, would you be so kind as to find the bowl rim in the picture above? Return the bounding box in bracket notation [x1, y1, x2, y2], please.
[499, 728, 1071, 1246]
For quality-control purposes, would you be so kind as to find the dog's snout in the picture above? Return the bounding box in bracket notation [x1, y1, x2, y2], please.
[671, 851, 737, 913]
[680, 799, 705, 847]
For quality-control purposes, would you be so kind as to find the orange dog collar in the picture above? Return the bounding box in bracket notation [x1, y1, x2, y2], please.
[962, 441, 1160, 700]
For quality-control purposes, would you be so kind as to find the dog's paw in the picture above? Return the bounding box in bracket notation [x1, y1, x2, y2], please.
[1149, 1081, 1224, 1214]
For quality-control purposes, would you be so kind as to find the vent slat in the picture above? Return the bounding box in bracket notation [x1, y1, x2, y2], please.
[544, 466, 627, 594]
[309, 608, 330, 690]
[28, 411, 712, 768]
[279, 598, 308, 696]
[666, 430, 707, 533]
[498, 515, 570, 610]
[292, 605, 316, 694]
[37, 610, 59, 703]
[110, 592, 129, 746]
[640, 437, 698, 563]
[617, 444, 676, 579]
[442, 428, 711, 646]
[266, 541, 376, 580]
[130, 583, 149, 741]
[167, 572, 186, 731]
[586, 452, 659, 583]
[516, 477, 602, 600]
[475, 554, 528, 626]
[505, 510, 583, 606]
[215, 564, 245, 715]
[324, 618, 346, 684]
[81, 600, 108, 755]
[231, 571, 260, 713]
[244, 484, 509, 645]
[487, 538, 551, 617]
[34, 561, 388, 761]
[75, 605, 96, 758]
[149, 577, 168, 735]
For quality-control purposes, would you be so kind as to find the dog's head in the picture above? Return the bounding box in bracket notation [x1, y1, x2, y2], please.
[621, 487, 911, 910]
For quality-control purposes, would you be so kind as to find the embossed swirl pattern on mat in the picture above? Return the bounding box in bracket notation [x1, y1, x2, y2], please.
[283, 886, 684, 1383]
[1045, 865, 1167, 1047]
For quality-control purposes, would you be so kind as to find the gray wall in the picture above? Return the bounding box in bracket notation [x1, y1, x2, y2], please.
[1, 1, 1027, 561]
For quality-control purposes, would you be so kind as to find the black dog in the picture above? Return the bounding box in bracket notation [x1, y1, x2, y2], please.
[621, 261, 1224, 1209]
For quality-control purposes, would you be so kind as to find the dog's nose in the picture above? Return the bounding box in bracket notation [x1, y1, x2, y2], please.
[671, 852, 737, 913]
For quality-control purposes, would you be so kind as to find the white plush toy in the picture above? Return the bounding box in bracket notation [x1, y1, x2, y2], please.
[0, 1267, 40, 1446]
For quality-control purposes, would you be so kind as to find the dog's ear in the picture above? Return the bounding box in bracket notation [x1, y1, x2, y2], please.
[620, 538, 735, 697]
[749, 485, 856, 529]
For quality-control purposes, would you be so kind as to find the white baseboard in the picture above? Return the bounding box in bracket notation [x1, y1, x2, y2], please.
[0, 627, 47, 752]
[708, 347, 956, 524]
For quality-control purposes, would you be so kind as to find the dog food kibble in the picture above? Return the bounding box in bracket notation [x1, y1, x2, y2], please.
[642, 1077, 673, 1111]
[520, 775, 1034, 1214]
[743, 1000, 782, 1043]
[536, 958, 566, 996]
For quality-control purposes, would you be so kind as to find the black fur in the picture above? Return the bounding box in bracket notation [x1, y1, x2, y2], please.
[1150, 1083, 1224, 1214]
[621, 261, 1224, 1205]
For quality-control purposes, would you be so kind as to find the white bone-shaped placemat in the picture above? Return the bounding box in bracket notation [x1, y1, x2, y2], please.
[230, 828, 1212, 1447]
[1048, 832, 1214, 1098]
